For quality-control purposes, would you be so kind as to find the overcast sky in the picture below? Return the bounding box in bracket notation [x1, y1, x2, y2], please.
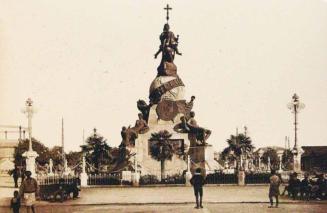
[1, 0, 327, 152]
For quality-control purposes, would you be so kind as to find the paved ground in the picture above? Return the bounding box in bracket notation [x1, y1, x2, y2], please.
[1, 176, 327, 212]
[1, 185, 293, 204]
[1, 203, 327, 213]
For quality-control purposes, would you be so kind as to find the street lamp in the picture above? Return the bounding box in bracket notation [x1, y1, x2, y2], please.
[21, 98, 38, 177]
[287, 93, 305, 172]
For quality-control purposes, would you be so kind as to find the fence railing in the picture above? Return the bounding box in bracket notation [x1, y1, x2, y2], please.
[37, 174, 80, 186]
[87, 173, 130, 185]
[139, 174, 186, 185]
[205, 172, 238, 184]
[245, 173, 270, 184]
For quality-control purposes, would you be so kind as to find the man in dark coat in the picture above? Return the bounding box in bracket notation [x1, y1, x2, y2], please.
[190, 168, 205, 209]
[11, 166, 20, 188]
[300, 173, 312, 200]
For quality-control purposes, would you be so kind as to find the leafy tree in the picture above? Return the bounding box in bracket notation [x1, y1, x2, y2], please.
[149, 130, 174, 181]
[221, 133, 255, 169]
[262, 148, 279, 170]
[66, 151, 83, 174]
[14, 138, 50, 167]
[108, 146, 133, 172]
[282, 149, 293, 170]
[81, 130, 111, 173]
[48, 146, 64, 166]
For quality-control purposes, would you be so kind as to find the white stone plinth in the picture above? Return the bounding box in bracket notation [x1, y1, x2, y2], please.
[185, 171, 192, 186]
[80, 172, 88, 187]
[238, 170, 245, 186]
[292, 147, 303, 173]
[132, 172, 140, 187]
[22, 150, 38, 177]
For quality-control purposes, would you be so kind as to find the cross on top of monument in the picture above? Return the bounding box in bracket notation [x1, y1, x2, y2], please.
[26, 98, 33, 106]
[164, 4, 172, 23]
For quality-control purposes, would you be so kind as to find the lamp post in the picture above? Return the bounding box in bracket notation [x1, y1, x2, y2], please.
[21, 98, 38, 177]
[287, 93, 305, 172]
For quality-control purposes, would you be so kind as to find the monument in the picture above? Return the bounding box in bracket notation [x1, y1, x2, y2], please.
[119, 5, 212, 180]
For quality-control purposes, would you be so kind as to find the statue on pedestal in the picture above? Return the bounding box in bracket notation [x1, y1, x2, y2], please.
[174, 111, 211, 146]
[154, 5, 182, 77]
[121, 113, 149, 147]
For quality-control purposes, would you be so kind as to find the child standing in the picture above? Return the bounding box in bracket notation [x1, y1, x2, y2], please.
[10, 190, 20, 213]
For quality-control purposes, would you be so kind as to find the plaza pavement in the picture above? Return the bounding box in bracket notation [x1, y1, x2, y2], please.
[1, 176, 327, 212]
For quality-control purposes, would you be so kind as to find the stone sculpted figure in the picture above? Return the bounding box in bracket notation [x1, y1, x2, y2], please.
[134, 113, 149, 134]
[154, 23, 182, 76]
[137, 99, 150, 122]
[187, 111, 211, 145]
[174, 116, 190, 133]
[120, 113, 150, 147]
[154, 23, 182, 62]
[121, 126, 137, 147]
[174, 111, 211, 146]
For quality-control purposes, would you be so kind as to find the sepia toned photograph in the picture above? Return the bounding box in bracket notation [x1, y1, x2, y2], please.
[0, 1, 327, 212]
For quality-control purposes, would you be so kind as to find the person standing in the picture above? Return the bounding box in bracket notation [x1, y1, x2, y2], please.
[300, 173, 312, 200]
[269, 170, 281, 208]
[11, 166, 20, 188]
[10, 190, 20, 213]
[20, 168, 26, 184]
[190, 168, 205, 209]
[19, 171, 38, 213]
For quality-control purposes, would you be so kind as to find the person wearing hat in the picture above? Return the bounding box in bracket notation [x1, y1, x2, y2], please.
[190, 168, 205, 209]
[19, 171, 38, 213]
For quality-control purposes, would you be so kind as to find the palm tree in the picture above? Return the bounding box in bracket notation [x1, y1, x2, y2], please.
[282, 149, 293, 170]
[149, 130, 174, 181]
[222, 133, 255, 169]
[262, 148, 279, 170]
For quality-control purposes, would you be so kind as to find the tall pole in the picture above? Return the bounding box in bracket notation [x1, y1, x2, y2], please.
[61, 118, 65, 161]
[287, 93, 305, 172]
[22, 98, 38, 177]
[25, 99, 34, 151]
[294, 104, 298, 149]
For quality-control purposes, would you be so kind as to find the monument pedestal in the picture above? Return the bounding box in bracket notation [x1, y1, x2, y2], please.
[238, 170, 245, 186]
[132, 172, 140, 186]
[292, 147, 303, 173]
[185, 171, 192, 186]
[80, 156, 88, 187]
[22, 150, 38, 178]
[80, 172, 88, 187]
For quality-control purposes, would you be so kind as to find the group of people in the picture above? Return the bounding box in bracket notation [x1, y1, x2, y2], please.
[10, 170, 39, 213]
[190, 168, 327, 209]
[9, 166, 26, 188]
[282, 172, 327, 200]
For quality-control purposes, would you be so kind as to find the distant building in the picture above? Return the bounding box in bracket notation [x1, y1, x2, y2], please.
[301, 146, 327, 173]
[255, 146, 286, 154]
[0, 125, 25, 173]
